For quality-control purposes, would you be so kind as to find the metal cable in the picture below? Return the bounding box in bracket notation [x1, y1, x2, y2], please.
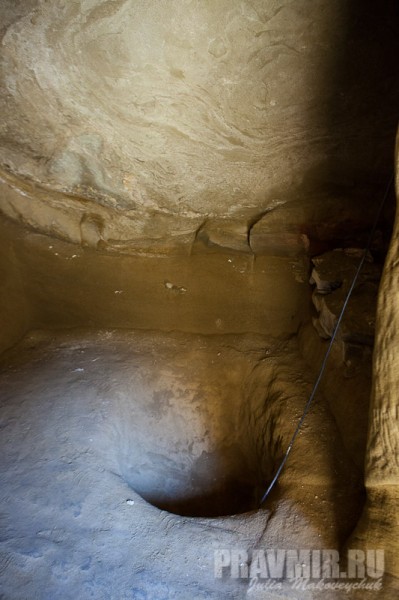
[259, 174, 394, 506]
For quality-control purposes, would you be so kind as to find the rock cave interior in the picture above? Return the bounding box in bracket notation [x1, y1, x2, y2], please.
[0, 1, 398, 599]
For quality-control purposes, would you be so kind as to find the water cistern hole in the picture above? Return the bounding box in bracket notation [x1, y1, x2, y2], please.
[114, 389, 274, 518]
[108, 336, 278, 518]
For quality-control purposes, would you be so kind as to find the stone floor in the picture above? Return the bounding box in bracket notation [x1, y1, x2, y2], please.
[1, 328, 394, 599]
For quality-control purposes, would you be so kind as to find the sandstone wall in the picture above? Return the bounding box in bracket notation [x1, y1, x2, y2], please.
[0, 215, 309, 338]
[0, 221, 31, 354]
[352, 135, 399, 578]
[367, 148, 399, 488]
[1, 0, 398, 252]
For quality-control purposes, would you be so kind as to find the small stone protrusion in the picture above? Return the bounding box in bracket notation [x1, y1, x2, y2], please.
[310, 248, 382, 367]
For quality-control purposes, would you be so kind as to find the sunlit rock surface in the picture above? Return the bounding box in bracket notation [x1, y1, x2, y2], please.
[1, 0, 399, 596]
[0, 0, 398, 251]
[351, 137, 399, 578]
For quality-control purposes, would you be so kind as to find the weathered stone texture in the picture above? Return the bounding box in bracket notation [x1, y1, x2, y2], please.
[366, 165, 399, 484]
[0, 0, 398, 250]
[351, 136, 399, 579]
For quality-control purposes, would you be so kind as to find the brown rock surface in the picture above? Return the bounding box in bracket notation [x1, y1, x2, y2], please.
[350, 138, 399, 579]
[1, 1, 399, 597]
[0, 0, 398, 251]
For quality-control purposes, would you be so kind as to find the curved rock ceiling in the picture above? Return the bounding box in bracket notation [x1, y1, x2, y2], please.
[0, 0, 398, 251]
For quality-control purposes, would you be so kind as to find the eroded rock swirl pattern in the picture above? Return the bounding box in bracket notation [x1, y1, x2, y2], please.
[0, 0, 398, 248]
